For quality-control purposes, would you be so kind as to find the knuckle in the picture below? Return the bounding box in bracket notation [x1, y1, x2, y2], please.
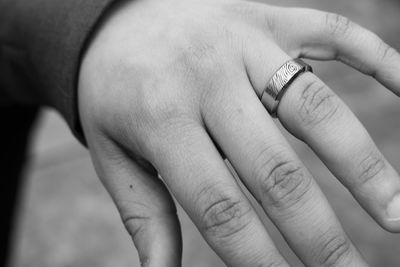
[129, 78, 192, 127]
[227, 2, 262, 22]
[122, 214, 151, 241]
[137, 96, 171, 124]
[123, 214, 153, 266]
[180, 42, 216, 68]
[226, 1, 277, 32]
[377, 41, 398, 62]
[315, 231, 352, 266]
[227, 2, 257, 17]
[325, 12, 353, 37]
[124, 75, 181, 129]
[356, 151, 386, 186]
[134, 100, 187, 144]
[119, 197, 177, 242]
[297, 77, 341, 128]
[253, 148, 313, 209]
[198, 186, 252, 240]
[140, 116, 199, 159]
[177, 40, 223, 78]
[173, 41, 229, 99]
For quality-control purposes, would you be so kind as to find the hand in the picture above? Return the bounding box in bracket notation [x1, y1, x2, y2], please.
[78, 0, 400, 266]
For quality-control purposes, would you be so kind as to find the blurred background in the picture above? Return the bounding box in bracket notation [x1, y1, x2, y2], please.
[8, 0, 400, 266]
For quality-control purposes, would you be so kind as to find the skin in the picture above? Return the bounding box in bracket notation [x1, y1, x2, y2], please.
[77, 0, 400, 266]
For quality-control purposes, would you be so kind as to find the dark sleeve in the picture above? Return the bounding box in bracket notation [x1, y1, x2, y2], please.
[0, 0, 118, 143]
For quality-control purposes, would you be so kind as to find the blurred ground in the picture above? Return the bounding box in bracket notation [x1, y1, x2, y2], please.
[8, 0, 400, 266]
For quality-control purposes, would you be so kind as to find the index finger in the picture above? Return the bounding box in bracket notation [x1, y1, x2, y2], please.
[141, 120, 290, 267]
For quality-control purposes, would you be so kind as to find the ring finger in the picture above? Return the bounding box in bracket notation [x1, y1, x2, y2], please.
[248, 18, 400, 231]
[271, 7, 400, 230]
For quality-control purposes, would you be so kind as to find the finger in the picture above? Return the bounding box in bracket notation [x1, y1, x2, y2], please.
[143, 120, 290, 267]
[272, 7, 400, 95]
[277, 72, 400, 232]
[87, 138, 182, 267]
[203, 49, 368, 266]
[245, 3, 400, 230]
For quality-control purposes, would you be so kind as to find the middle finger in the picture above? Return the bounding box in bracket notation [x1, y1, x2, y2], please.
[201, 59, 367, 266]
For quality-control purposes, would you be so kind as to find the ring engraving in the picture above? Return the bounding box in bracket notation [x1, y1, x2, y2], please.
[260, 59, 313, 117]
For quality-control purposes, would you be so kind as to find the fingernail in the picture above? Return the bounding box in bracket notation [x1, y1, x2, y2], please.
[387, 195, 400, 222]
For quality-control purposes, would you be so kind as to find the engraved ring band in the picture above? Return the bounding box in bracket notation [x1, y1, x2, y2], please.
[260, 59, 313, 117]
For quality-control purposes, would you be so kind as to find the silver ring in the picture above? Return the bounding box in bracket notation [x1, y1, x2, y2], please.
[260, 59, 313, 117]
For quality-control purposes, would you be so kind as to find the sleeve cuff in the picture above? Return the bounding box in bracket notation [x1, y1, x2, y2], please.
[1, 0, 119, 144]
